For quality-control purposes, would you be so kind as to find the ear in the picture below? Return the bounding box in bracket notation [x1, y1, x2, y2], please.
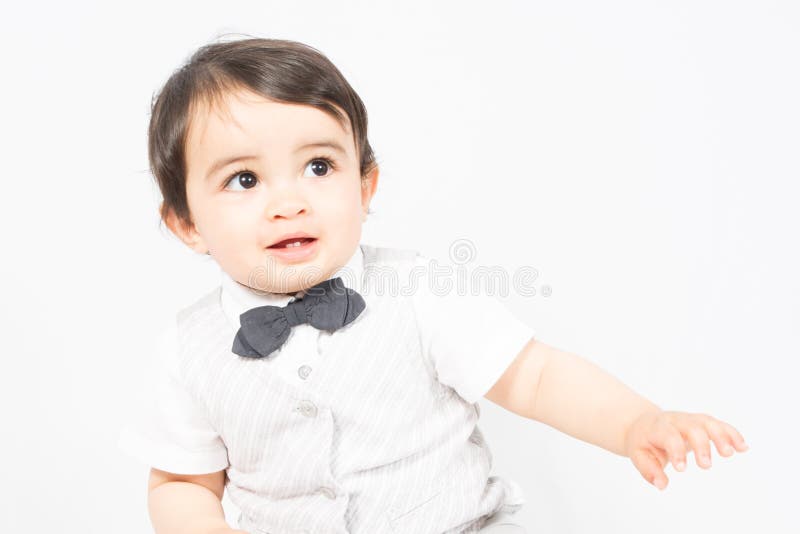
[162, 203, 209, 255]
[360, 165, 379, 220]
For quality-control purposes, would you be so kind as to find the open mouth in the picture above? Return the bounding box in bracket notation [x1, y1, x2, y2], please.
[268, 237, 317, 249]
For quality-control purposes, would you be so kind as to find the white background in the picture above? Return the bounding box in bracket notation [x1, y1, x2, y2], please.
[1, 1, 797, 532]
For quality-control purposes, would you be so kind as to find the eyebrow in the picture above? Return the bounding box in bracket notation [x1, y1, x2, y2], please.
[204, 139, 349, 181]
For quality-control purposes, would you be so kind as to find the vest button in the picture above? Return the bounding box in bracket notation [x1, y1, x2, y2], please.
[296, 400, 317, 418]
[298, 365, 312, 379]
[318, 486, 336, 499]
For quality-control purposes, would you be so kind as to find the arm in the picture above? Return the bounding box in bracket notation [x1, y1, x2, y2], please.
[486, 339, 660, 456]
[485, 338, 748, 489]
[148, 468, 244, 534]
[485, 338, 659, 456]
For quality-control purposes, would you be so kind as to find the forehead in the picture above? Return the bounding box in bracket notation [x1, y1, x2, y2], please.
[185, 88, 354, 169]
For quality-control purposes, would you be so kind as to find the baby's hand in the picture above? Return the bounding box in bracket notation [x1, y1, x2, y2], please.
[624, 410, 748, 490]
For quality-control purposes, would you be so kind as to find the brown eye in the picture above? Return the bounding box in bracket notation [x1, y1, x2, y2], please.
[311, 160, 328, 175]
[303, 158, 334, 178]
[224, 171, 258, 190]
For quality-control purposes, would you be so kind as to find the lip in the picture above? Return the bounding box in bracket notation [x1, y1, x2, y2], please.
[266, 233, 319, 263]
[267, 231, 317, 248]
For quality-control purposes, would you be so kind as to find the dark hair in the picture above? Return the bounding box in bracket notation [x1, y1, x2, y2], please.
[148, 36, 378, 229]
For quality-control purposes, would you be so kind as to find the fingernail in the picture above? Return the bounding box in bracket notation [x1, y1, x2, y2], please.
[723, 444, 733, 454]
[701, 454, 710, 466]
[676, 461, 685, 471]
[740, 442, 749, 451]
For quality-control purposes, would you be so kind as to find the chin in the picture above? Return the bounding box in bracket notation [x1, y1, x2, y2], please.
[277, 264, 336, 294]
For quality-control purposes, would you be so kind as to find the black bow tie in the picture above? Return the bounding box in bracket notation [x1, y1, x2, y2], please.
[231, 277, 366, 359]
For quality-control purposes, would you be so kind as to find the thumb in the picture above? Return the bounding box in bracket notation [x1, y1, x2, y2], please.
[630, 448, 669, 490]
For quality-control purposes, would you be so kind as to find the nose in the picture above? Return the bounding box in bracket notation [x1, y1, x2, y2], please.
[264, 184, 310, 220]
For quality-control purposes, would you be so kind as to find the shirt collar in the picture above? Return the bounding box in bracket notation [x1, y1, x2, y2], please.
[220, 243, 365, 329]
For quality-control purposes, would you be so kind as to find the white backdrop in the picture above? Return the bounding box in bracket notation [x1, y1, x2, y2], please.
[1, 1, 797, 532]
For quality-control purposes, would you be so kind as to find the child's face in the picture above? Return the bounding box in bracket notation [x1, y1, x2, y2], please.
[168, 88, 378, 293]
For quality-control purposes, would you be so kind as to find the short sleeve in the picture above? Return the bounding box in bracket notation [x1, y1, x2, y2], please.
[117, 321, 229, 474]
[411, 254, 536, 404]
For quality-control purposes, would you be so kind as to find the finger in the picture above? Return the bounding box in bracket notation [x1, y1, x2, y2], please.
[649, 419, 687, 472]
[652, 446, 669, 469]
[720, 420, 749, 452]
[704, 418, 737, 458]
[684, 425, 712, 469]
[631, 448, 669, 490]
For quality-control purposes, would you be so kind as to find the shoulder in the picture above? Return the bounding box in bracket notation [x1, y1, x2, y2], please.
[175, 285, 223, 327]
[361, 242, 420, 267]
[360, 243, 423, 297]
[164, 285, 225, 375]
[142, 317, 181, 382]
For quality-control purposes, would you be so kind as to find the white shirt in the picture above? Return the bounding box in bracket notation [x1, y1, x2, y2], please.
[118, 243, 535, 532]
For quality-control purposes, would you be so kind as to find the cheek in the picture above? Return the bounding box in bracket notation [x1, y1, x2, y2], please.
[194, 201, 252, 251]
[320, 203, 362, 244]
[313, 179, 363, 219]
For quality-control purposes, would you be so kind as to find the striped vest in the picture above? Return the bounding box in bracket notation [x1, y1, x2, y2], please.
[174, 244, 524, 534]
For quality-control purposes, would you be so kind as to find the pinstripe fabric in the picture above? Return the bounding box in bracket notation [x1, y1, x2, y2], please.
[168, 243, 525, 534]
